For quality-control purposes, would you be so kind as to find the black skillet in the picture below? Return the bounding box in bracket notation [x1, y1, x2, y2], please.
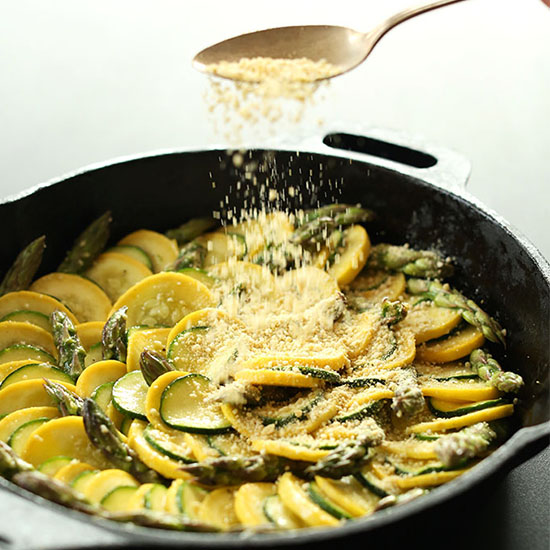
[0, 129, 548, 550]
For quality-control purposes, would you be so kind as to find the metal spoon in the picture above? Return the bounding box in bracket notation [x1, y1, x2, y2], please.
[193, 0, 466, 80]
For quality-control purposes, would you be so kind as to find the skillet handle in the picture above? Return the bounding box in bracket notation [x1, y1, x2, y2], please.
[297, 126, 471, 193]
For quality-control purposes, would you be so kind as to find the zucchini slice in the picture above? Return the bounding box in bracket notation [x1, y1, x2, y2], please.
[70, 469, 99, 492]
[54, 461, 95, 484]
[354, 470, 390, 498]
[143, 424, 196, 463]
[75, 359, 127, 398]
[427, 397, 509, 418]
[0, 406, 59, 443]
[0, 379, 76, 416]
[184, 433, 222, 461]
[8, 417, 50, 455]
[83, 469, 139, 504]
[91, 382, 115, 412]
[277, 472, 340, 527]
[159, 374, 231, 434]
[408, 403, 515, 434]
[0, 360, 38, 384]
[328, 225, 371, 286]
[30, 273, 112, 323]
[335, 398, 389, 423]
[234, 483, 275, 526]
[109, 272, 215, 328]
[118, 229, 179, 273]
[37, 455, 73, 476]
[0, 310, 51, 332]
[85, 252, 153, 302]
[145, 371, 190, 429]
[144, 483, 168, 511]
[21, 416, 111, 469]
[127, 483, 156, 511]
[346, 270, 406, 311]
[197, 487, 239, 529]
[101, 485, 140, 512]
[127, 419, 193, 480]
[126, 327, 171, 372]
[176, 268, 217, 289]
[0, 321, 57, 357]
[307, 481, 352, 520]
[355, 326, 416, 371]
[263, 494, 305, 529]
[84, 343, 103, 368]
[416, 325, 485, 363]
[0, 344, 55, 365]
[107, 245, 153, 271]
[178, 481, 209, 519]
[112, 370, 148, 420]
[0, 290, 78, 326]
[0, 363, 72, 389]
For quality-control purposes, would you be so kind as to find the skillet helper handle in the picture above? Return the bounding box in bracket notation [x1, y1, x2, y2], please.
[303, 127, 471, 193]
[0, 483, 125, 550]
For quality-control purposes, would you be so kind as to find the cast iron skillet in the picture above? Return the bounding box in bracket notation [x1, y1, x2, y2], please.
[0, 129, 548, 550]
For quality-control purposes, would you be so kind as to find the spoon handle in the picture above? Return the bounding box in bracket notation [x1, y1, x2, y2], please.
[368, 0, 467, 47]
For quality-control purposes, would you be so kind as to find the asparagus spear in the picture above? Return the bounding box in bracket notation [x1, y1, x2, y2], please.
[304, 424, 385, 479]
[102, 306, 128, 362]
[165, 217, 217, 246]
[301, 204, 374, 225]
[0, 235, 45, 296]
[389, 369, 424, 418]
[291, 206, 373, 246]
[43, 378, 83, 416]
[50, 310, 86, 379]
[140, 349, 174, 385]
[407, 279, 506, 346]
[469, 349, 523, 393]
[367, 243, 454, 279]
[58, 211, 111, 274]
[81, 398, 161, 484]
[170, 242, 206, 271]
[434, 422, 496, 468]
[380, 298, 408, 326]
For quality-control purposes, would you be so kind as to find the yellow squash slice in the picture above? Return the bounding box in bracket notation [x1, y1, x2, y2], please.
[109, 272, 215, 328]
[347, 270, 406, 308]
[195, 232, 246, 267]
[400, 303, 462, 344]
[240, 351, 349, 372]
[85, 252, 153, 302]
[198, 487, 240, 530]
[37, 456, 74, 477]
[421, 381, 500, 402]
[118, 229, 179, 273]
[101, 485, 140, 512]
[314, 476, 379, 517]
[0, 360, 38, 384]
[126, 327, 171, 372]
[75, 321, 104, 351]
[0, 379, 76, 416]
[54, 461, 96, 484]
[0, 321, 57, 357]
[416, 325, 485, 363]
[234, 368, 323, 388]
[408, 404, 514, 434]
[277, 472, 340, 527]
[0, 290, 78, 326]
[251, 440, 331, 462]
[30, 273, 112, 323]
[328, 225, 371, 286]
[390, 469, 468, 489]
[21, 416, 111, 469]
[145, 371, 190, 429]
[0, 406, 59, 442]
[75, 360, 127, 398]
[234, 483, 276, 526]
[380, 440, 438, 460]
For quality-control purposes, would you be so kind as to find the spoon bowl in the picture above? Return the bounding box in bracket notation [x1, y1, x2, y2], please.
[193, 0, 467, 81]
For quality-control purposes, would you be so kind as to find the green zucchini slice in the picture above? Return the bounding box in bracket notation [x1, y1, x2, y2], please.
[143, 424, 195, 463]
[176, 268, 218, 289]
[160, 374, 231, 434]
[91, 381, 115, 412]
[0, 345, 55, 365]
[37, 455, 73, 476]
[8, 417, 50, 455]
[353, 471, 390, 498]
[144, 484, 168, 511]
[307, 482, 352, 520]
[258, 390, 325, 428]
[0, 363, 72, 390]
[335, 398, 389, 423]
[100, 485, 139, 511]
[268, 366, 341, 384]
[177, 481, 208, 519]
[112, 371, 148, 420]
[0, 310, 51, 332]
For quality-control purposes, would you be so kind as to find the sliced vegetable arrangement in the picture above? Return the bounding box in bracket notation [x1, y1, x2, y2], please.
[0, 205, 522, 534]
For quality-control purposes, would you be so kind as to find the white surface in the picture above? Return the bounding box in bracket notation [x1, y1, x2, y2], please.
[1, 0, 549, 257]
